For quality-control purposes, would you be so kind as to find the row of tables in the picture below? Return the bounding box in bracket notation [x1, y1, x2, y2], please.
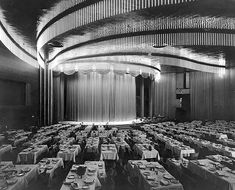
[141, 121, 235, 190]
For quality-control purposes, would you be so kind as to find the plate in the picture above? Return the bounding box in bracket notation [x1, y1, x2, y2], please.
[160, 179, 169, 186]
[64, 179, 73, 185]
[147, 176, 155, 180]
[88, 168, 96, 172]
[23, 167, 31, 172]
[143, 171, 150, 176]
[82, 186, 89, 190]
[150, 181, 159, 187]
[155, 165, 163, 169]
[163, 174, 173, 180]
[208, 168, 216, 172]
[70, 182, 80, 190]
[83, 178, 94, 184]
[158, 168, 166, 173]
[46, 166, 53, 170]
[170, 179, 179, 184]
[197, 162, 205, 166]
[139, 165, 146, 169]
[6, 178, 17, 185]
[216, 171, 225, 176]
[229, 170, 235, 175]
[16, 172, 24, 177]
[68, 175, 75, 179]
[0, 185, 8, 190]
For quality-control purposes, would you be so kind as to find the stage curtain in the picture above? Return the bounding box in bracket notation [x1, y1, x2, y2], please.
[64, 71, 136, 122]
[190, 70, 235, 120]
[53, 73, 65, 122]
[154, 73, 176, 119]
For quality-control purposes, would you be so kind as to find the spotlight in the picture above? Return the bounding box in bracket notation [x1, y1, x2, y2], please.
[152, 43, 168, 48]
[48, 41, 63, 48]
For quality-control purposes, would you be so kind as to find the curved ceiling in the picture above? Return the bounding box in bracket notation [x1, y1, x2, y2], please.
[0, 0, 235, 73]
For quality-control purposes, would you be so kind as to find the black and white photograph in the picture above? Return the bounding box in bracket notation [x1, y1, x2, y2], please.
[0, 0, 235, 190]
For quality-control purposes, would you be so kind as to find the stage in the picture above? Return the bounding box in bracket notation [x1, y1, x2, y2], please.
[59, 119, 143, 126]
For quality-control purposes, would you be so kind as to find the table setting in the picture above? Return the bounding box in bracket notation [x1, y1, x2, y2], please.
[188, 159, 235, 190]
[57, 145, 81, 162]
[100, 144, 119, 160]
[38, 158, 64, 185]
[84, 161, 106, 182]
[133, 144, 160, 160]
[60, 164, 101, 190]
[135, 161, 184, 190]
[111, 137, 130, 152]
[0, 164, 39, 190]
[17, 145, 49, 164]
[85, 137, 99, 154]
[0, 145, 12, 161]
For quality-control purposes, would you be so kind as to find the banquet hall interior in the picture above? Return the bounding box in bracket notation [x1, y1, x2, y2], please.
[1, 0, 235, 190]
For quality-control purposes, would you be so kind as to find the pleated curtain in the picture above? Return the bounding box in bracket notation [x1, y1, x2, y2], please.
[153, 73, 176, 119]
[53, 73, 65, 122]
[64, 71, 136, 122]
[190, 71, 235, 121]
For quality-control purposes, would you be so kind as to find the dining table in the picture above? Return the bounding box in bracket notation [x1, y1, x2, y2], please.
[165, 140, 195, 159]
[12, 136, 28, 147]
[0, 163, 39, 190]
[0, 134, 5, 145]
[57, 145, 81, 162]
[134, 161, 184, 190]
[85, 137, 100, 154]
[188, 159, 235, 190]
[0, 144, 12, 161]
[60, 164, 101, 190]
[126, 160, 148, 178]
[206, 155, 235, 169]
[111, 137, 131, 152]
[17, 145, 49, 164]
[84, 161, 106, 182]
[38, 157, 64, 186]
[100, 144, 119, 161]
[133, 144, 160, 160]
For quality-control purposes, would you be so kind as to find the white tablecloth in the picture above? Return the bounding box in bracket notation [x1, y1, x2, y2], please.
[0, 144, 12, 161]
[17, 145, 49, 164]
[60, 164, 101, 190]
[1, 164, 39, 190]
[57, 145, 81, 162]
[100, 144, 119, 160]
[133, 144, 160, 160]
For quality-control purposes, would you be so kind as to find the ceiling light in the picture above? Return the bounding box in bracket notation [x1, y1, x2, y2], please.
[48, 41, 63, 48]
[152, 43, 168, 48]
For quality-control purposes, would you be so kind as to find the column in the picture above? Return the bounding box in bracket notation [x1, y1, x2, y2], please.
[140, 77, 144, 117]
[39, 64, 53, 126]
[149, 80, 154, 117]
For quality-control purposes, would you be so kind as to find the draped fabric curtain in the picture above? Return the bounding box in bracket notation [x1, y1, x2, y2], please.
[190, 72, 213, 120]
[153, 73, 176, 119]
[53, 73, 65, 122]
[64, 71, 136, 122]
[190, 71, 235, 120]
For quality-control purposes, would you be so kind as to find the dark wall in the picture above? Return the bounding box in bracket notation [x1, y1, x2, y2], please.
[0, 42, 39, 130]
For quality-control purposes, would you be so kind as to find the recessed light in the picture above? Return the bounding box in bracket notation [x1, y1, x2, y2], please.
[48, 41, 63, 48]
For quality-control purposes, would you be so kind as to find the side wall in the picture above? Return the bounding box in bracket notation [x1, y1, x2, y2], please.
[0, 42, 39, 129]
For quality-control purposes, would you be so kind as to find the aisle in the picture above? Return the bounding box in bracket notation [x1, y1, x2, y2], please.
[103, 162, 134, 190]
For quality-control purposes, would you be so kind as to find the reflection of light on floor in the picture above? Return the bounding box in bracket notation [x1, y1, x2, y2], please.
[59, 119, 142, 126]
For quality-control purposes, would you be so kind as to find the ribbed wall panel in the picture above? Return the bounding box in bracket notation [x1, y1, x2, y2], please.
[37, 0, 198, 48]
